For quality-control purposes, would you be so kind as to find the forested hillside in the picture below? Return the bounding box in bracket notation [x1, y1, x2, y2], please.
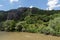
[0, 7, 60, 36]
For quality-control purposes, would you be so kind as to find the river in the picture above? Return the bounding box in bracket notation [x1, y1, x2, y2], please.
[0, 32, 60, 40]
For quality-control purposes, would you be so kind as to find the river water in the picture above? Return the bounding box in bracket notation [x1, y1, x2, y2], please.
[0, 32, 60, 40]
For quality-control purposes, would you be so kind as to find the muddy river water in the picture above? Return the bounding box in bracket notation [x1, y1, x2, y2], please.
[0, 32, 60, 40]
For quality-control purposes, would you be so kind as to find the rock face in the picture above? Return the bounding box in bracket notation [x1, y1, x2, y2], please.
[0, 7, 51, 21]
[7, 7, 29, 20]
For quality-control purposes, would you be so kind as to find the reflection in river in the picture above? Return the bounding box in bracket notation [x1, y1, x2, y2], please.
[0, 32, 60, 40]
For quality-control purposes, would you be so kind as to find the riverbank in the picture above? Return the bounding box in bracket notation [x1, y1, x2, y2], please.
[0, 32, 60, 40]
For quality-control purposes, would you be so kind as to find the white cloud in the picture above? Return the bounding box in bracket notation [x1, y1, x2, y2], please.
[55, 5, 60, 7]
[47, 0, 60, 10]
[29, 5, 33, 8]
[0, 5, 3, 7]
[10, 0, 19, 3]
[18, 5, 22, 7]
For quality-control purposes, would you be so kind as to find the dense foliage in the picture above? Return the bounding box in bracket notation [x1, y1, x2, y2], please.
[0, 7, 60, 36]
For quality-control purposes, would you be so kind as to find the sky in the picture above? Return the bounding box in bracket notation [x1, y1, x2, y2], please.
[0, 0, 60, 11]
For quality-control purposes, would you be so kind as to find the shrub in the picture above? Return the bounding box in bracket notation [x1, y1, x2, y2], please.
[0, 22, 4, 31]
[41, 26, 54, 35]
[15, 21, 26, 32]
[48, 17, 60, 36]
[2, 20, 16, 31]
[24, 24, 45, 33]
[24, 24, 38, 33]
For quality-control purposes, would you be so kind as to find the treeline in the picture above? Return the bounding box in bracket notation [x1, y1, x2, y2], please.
[0, 7, 60, 36]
